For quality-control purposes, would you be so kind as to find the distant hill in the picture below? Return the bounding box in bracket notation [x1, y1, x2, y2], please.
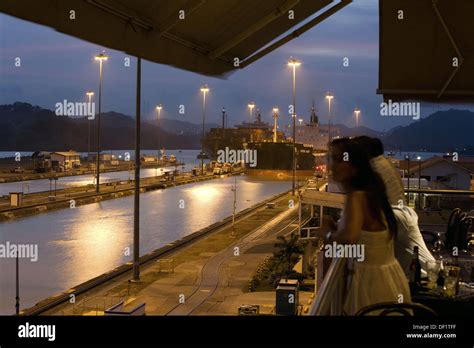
[381, 109, 474, 154]
[0, 102, 204, 151]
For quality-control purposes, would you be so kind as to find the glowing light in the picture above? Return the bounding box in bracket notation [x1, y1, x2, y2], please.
[94, 52, 108, 61]
[288, 57, 301, 67]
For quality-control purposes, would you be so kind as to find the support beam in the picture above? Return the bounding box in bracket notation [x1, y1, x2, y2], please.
[241, 0, 352, 68]
[432, 0, 464, 99]
[133, 57, 141, 282]
[154, 0, 207, 37]
[208, 0, 300, 60]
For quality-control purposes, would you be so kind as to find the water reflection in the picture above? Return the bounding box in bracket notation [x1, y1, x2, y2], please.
[63, 205, 131, 286]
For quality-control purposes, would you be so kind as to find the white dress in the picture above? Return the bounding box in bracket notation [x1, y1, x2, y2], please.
[343, 229, 412, 315]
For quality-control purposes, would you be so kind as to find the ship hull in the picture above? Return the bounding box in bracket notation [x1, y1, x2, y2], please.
[244, 142, 315, 178]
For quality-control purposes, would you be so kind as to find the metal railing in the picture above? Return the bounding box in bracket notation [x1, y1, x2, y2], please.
[309, 257, 347, 316]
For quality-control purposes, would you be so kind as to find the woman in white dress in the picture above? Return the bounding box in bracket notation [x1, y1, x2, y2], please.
[326, 138, 411, 315]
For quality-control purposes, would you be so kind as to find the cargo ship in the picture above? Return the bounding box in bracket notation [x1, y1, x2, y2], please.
[243, 141, 315, 179]
[201, 109, 284, 159]
[202, 108, 316, 179]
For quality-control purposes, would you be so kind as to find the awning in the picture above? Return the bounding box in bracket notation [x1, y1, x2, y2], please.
[0, 0, 351, 77]
[378, 0, 474, 102]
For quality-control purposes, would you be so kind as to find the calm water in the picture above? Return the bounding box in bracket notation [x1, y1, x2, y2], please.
[0, 175, 290, 314]
[0, 150, 202, 196]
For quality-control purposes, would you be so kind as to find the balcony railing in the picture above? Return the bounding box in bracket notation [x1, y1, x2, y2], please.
[309, 257, 347, 315]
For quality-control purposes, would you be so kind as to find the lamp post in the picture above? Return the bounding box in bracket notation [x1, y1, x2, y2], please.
[200, 85, 209, 175]
[354, 107, 360, 127]
[221, 107, 226, 137]
[405, 155, 411, 205]
[247, 102, 255, 123]
[326, 93, 334, 170]
[132, 57, 142, 282]
[288, 57, 301, 196]
[272, 107, 279, 143]
[417, 156, 422, 208]
[15, 253, 19, 315]
[326, 93, 334, 142]
[94, 52, 108, 193]
[231, 176, 237, 238]
[156, 104, 162, 162]
[86, 91, 94, 161]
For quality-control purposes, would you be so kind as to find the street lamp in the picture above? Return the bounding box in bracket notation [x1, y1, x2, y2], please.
[247, 102, 255, 123]
[200, 85, 209, 175]
[156, 104, 162, 162]
[86, 91, 94, 161]
[288, 57, 301, 196]
[272, 107, 279, 143]
[326, 93, 334, 142]
[354, 107, 361, 127]
[405, 155, 411, 204]
[417, 156, 422, 207]
[417, 156, 422, 189]
[15, 252, 19, 315]
[231, 176, 237, 238]
[325, 93, 334, 169]
[221, 107, 226, 136]
[94, 52, 108, 193]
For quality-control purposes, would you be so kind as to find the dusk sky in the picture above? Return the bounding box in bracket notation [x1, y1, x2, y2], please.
[1, 1, 472, 131]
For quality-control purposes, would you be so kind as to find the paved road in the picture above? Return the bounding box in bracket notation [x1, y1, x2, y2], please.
[165, 203, 300, 315]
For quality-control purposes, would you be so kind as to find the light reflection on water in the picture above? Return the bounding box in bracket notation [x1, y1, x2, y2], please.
[0, 175, 290, 314]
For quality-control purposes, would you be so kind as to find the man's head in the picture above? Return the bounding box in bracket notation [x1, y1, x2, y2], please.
[353, 136, 384, 159]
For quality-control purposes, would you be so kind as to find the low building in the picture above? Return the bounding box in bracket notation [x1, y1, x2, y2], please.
[31, 151, 51, 173]
[50, 151, 81, 171]
[401, 156, 474, 190]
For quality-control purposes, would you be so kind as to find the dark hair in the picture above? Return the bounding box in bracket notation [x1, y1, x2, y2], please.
[330, 137, 397, 239]
[353, 136, 384, 158]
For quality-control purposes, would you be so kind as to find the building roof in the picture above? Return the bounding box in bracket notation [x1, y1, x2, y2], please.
[457, 162, 474, 173]
[402, 156, 474, 174]
[378, 0, 474, 102]
[51, 151, 81, 157]
[0, 0, 351, 77]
